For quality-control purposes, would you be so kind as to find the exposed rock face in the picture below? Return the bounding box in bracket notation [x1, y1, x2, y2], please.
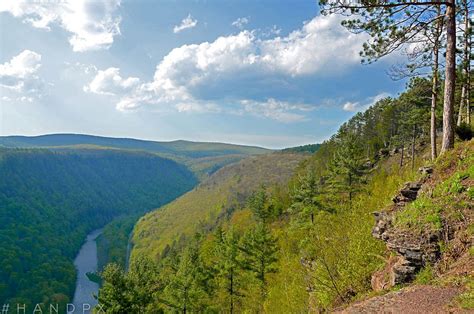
[371, 167, 440, 290]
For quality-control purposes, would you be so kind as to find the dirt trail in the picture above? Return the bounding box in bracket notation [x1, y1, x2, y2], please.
[335, 285, 470, 314]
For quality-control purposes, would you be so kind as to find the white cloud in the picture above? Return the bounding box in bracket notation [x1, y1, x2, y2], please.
[85, 14, 367, 121]
[0, 0, 121, 52]
[342, 101, 358, 112]
[232, 17, 249, 29]
[241, 98, 314, 123]
[342, 92, 391, 112]
[84, 67, 140, 95]
[173, 14, 198, 33]
[0, 50, 43, 97]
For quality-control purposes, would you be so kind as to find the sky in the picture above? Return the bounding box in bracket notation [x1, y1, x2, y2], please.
[0, 0, 407, 149]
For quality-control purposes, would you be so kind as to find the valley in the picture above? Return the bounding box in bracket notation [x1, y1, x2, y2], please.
[0, 139, 267, 309]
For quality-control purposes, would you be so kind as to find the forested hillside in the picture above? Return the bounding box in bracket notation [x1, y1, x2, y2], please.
[131, 152, 307, 262]
[97, 76, 473, 312]
[0, 148, 197, 307]
[0, 134, 270, 179]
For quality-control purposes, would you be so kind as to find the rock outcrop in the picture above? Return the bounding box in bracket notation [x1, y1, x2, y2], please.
[371, 167, 440, 291]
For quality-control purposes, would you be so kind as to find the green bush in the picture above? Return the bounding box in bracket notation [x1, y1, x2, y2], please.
[455, 123, 473, 141]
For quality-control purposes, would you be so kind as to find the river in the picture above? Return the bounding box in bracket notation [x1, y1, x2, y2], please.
[72, 228, 103, 313]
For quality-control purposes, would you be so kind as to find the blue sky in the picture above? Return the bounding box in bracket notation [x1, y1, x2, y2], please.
[0, 0, 406, 148]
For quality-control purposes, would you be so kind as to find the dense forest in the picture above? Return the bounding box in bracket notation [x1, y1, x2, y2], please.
[0, 149, 197, 307]
[97, 71, 473, 311]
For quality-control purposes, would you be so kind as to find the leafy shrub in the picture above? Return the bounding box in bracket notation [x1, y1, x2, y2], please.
[455, 123, 473, 141]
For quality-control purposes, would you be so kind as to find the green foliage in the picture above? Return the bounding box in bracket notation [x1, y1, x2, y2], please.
[212, 227, 242, 312]
[456, 122, 473, 141]
[282, 143, 321, 154]
[328, 132, 367, 202]
[98, 258, 161, 313]
[163, 245, 209, 312]
[455, 276, 474, 309]
[290, 167, 328, 224]
[414, 265, 434, 285]
[131, 153, 305, 262]
[394, 198, 443, 232]
[97, 215, 139, 270]
[238, 223, 279, 301]
[0, 148, 197, 306]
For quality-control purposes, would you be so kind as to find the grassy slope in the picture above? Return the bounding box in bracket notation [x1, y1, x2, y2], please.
[340, 140, 473, 312]
[131, 152, 307, 262]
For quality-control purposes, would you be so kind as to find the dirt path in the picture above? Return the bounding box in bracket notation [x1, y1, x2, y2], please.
[335, 285, 470, 314]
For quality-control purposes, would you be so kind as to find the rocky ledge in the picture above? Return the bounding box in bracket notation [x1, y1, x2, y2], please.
[371, 166, 440, 291]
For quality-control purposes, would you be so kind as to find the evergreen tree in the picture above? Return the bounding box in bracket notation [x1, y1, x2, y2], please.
[164, 246, 207, 313]
[328, 133, 366, 203]
[290, 168, 327, 224]
[238, 224, 278, 302]
[246, 186, 272, 223]
[214, 227, 241, 313]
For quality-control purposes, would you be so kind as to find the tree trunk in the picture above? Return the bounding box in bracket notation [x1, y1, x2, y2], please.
[400, 145, 404, 168]
[441, 0, 456, 153]
[466, 1, 471, 125]
[431, 8, 441, 161]
[457, 86, 466, 126]
[230, 270, 234, 314]
[458, 0, 469, 127]
[411, 125, 416, 170]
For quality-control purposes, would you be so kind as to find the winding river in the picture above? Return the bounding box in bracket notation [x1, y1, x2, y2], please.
[72, 229, 103, 313]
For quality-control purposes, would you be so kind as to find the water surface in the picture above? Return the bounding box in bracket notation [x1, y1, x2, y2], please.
[72, 229, 102, 313]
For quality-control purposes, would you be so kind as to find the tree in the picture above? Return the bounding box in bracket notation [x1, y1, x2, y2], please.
[238, 224, 278, 303]
[214, 227, 241, 313]
[246, 186, 272, 223]
[290, 168, 327, 224]
[388, 5, 445, 160]
[327, 133, 366, 203]
[164, 246, 207, 313]
[457, 0, 472, 126]
[98, 258, 161, 313]
[319, 0, 457, 153]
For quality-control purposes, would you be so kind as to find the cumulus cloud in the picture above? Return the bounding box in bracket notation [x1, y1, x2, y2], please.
[241, 98, 314, 123]
[232, 17, 249, 29]
[173, 14, 198, 33]
[83, 67, 140, 95]
[342, 92, 391, 112]
[85, 14, 367, 121]
[342, 101, 358, 112]
[0, 0, 122, 52]
[0, 50, 43, 97]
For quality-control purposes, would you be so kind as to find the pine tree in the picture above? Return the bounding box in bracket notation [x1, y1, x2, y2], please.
[246, 186, 272, 223]
[238, 224, 278, 303]
[164, 246, 207, 313]
[328, 133, 366, 203]
[214, 227, 241, 313]
[319, 0, 457, 152]
[290, 168, 327, 224]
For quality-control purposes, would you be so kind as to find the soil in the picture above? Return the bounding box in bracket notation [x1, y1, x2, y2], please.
[334, 285, 470, 314]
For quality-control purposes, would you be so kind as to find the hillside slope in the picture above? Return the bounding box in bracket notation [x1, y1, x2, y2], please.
[338, 140, 474, 313]
[0, 148, 197, 306]
[131, 152, 307, 262]
[0, 134, 270, 179]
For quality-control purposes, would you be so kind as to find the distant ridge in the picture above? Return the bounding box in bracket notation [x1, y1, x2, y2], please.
[0, 133, 271, 179]
[0, 133, 270, 156]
